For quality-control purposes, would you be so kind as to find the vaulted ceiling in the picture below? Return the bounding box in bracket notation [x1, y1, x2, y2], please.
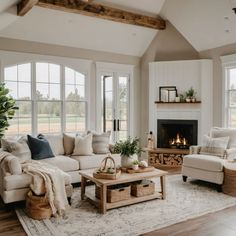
[0, 0, 236, 56]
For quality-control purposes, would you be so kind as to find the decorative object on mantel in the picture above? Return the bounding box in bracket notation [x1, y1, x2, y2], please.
[185, 87, 197, 102]
[93, 155, 121, 180]
[159, 86, 177, 102]
[113, 137, 142, 168]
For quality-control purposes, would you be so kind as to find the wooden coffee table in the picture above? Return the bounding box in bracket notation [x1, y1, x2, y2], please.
[79, 168, 168, 214]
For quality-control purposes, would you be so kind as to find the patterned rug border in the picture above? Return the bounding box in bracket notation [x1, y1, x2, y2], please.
[15, 175, 236, 236]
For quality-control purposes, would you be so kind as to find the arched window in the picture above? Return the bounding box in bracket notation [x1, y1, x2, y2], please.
[4, 62, 87, 137]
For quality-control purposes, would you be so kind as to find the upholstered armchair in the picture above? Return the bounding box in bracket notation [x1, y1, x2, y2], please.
[182, 127, 236, 191]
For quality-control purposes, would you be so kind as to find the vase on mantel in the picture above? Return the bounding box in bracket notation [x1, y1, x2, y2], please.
[121, 154, 138, 168]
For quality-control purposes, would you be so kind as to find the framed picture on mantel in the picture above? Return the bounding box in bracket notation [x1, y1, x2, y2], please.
[159, 86, 177, 102]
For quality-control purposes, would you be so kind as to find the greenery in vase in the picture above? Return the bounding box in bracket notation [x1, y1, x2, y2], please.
[113, 137, 142, 157]
[132, 160, 140, 165]
[185, 87, 196, 98]
[0, 84, 18, 138]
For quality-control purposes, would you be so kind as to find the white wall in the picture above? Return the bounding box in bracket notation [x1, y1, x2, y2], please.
[149, 59, 213, 145]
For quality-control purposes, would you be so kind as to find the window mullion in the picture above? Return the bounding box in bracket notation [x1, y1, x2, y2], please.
[32, 62, 37, 135]
[61, 65, 65, 133]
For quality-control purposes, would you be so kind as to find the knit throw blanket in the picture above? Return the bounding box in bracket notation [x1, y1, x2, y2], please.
[22, 161, 70, 216]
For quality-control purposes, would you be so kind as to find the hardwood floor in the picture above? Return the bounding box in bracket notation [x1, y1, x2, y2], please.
[1, 167, 236, 236]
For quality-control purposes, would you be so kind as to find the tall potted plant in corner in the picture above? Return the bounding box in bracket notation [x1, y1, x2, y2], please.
[0, 84, 18, 139]
[113, 137, 142, 168]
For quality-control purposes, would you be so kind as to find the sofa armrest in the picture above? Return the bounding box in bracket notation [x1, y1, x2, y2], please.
[189, 145, 201, 154]
[0, 151, 22, 175]
[225, 148, 236, 161]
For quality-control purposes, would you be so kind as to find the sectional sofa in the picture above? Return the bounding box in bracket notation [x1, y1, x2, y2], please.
[0, 133, 121, 204]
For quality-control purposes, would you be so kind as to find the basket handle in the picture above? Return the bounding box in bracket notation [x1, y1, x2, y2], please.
[101, 155, 116, 172]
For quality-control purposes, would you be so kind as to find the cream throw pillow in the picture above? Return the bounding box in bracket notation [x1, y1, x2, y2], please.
[1, 136, 31, 163]
[63, 133, 75, 156]
[72, 133, 93, 156]
[200, 135, 229, 158]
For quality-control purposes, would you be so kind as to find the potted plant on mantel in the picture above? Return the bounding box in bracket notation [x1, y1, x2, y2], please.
[185, 87, 197, 102]
[113, 137, 142, 168]
[0, 84, 18, 139]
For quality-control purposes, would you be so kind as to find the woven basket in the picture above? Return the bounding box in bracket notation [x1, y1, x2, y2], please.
[93, 155, 121, 180]
[95, 184, 131, 203]
[131, 180, 155, 197]
[26, 191, 52, 220]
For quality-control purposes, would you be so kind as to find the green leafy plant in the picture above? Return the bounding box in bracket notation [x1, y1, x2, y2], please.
[185, 87, 196, 98]
[0, 84, 18, 138]
[113, 137, 142, 157]
[132, 160, 140, 165]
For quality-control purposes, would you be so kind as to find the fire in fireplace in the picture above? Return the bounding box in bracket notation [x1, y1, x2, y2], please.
[157, 119, 198, 149]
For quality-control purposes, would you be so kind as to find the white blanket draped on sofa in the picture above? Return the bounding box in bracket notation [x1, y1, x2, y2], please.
[22, 161, 70, 216]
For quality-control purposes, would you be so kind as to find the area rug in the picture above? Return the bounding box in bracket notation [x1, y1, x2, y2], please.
[16, 175, 236, 236]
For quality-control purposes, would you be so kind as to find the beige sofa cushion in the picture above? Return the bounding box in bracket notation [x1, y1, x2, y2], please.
[44, 134, 64, 155]
[38, 155, 79, 172]
[63, 133, 75, 155]
[211, 127, 236, 148]
[1, 137, 31, 163]
[183, 154, 224, 172]
[72, 153, 121, 170]
[4, 173, 71, 191]
[72, 133, 93, 156]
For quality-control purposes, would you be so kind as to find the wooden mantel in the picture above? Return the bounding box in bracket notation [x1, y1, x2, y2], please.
[17, 0, 166, 30]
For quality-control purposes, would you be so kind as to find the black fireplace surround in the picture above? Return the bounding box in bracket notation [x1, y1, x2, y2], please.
[157, 119, 198, 149]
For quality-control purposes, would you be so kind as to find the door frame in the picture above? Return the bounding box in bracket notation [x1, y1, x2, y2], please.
[96, 62, 135, 140]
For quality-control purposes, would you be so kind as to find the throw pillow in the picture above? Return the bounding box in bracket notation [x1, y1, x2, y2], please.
[72, 133, 93, 156]
[89, 131, 111, 154]
[1, 136, 31, 163]
[27, 134, 55, 160]
[200, 135, 229, 158]
[63, 133, 76, 155]
[44, 134, 64, 155]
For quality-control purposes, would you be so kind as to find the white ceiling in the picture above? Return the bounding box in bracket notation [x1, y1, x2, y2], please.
[1, 0, 236, 56]
[0, 0, 166, 57]
[161, 0, 236, 51]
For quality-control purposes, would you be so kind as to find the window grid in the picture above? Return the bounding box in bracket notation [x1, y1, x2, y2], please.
[4, 63, 87, 136]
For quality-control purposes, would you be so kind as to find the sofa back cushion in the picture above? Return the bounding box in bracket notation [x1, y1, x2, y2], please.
[72, 133, 93, 156]
[63, 133, 75, 156]
[27, 134, 55, 160]
[1, 136, 31, 163]
[89, 131, 111, 154]
[210, 127, 236, 148]
[200, 135, 229, 158]
[43, 134, 64, 155]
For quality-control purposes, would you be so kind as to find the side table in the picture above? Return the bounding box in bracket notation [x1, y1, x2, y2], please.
[222, 161, 236, 196]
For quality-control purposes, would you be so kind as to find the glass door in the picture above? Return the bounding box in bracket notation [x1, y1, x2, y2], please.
[101, 73, 129, 142]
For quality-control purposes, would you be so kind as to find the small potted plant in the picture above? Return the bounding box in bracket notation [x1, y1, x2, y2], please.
[132, 160, 140, 170]
[113, 137, 142, 168]
[185, 87, 196, 102]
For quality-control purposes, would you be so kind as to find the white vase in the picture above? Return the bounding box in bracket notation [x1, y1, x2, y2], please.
[121, 154, 138, 168]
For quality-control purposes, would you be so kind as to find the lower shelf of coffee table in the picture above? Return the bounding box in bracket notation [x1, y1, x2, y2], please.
[86, 191, 162, 210]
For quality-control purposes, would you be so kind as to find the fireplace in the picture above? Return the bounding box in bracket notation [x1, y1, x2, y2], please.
[157, 119, 198, 149]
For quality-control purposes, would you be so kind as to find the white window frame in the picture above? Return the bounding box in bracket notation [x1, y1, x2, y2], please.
[221, 54, 236, 127]
[96, 62, 135, 138]
[0, 50, 91, 136]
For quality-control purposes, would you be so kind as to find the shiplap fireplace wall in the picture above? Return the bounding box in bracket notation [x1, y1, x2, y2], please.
[148, 59, 213, 147]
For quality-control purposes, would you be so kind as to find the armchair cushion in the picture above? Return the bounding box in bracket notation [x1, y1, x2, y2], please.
[183, 154, 224, 172]
[199, 135, 229, 158]
[210, 127, 236, 148]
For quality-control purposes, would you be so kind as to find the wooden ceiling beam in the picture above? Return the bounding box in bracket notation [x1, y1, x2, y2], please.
[36, 0, 166, 30]
[17, 0, 39, 16]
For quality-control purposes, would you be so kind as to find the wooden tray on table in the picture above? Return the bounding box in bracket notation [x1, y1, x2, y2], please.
[121, 166, 155, 174]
